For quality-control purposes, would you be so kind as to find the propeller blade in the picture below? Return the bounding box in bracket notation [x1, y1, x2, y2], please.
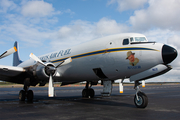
[48, 74, 54, 97]
[56, 57, 72, 68]
[29, 53, 46, 66]
[0, 47, 17, 59]
[142, 80, 145, 87]
[119, 79, 123, 93]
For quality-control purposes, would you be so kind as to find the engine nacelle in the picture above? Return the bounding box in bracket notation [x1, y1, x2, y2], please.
[33, 63, 56, 82]
[130, 64, 172, 82]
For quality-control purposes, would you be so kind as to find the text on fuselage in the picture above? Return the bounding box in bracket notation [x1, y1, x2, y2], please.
[39, 49, 71, 61]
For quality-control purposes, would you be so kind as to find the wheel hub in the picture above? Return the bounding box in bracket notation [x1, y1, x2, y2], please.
[135, 96, 143, 106]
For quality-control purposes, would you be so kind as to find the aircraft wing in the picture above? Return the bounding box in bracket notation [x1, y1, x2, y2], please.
[0, 65, 25, 81]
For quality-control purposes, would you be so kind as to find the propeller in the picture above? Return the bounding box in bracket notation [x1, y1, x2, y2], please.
[56, 57, 72, 68]
[0, 47, 17, 59]
[30, 53, 46, 66]
[48, 73, 54, 97]
[29, 53, 72, 97]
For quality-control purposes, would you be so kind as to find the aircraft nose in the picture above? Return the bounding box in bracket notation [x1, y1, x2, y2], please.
[162, 44, 178, 65]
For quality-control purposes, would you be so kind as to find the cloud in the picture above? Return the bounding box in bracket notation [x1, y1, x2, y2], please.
[0, 0, 62, 48]
[21, 0, 60, 17]
[143, 29, 175, 43]
[166, 35, 180, 67]
[167, 35, 180, 48]
[129, 0, 180, 31]
[0, 0, 17, 13]
[107, 0, 148, 12]
[64, 9, 75, 15]
[94, 17, 129, 35]
[1, 22, 54, 46]
[50, 18, 129, 50]
[0, 13, 57, 48]
[50, 20, 95, 50]
[0, 41, 5, 44]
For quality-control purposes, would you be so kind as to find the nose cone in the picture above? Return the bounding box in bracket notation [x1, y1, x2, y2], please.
[162, 45, 178, 64]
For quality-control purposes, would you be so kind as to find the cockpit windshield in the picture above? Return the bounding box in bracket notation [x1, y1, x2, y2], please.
[130, 37, 147, 42]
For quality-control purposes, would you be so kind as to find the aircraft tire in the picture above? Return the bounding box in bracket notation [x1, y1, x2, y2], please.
[19, 90, 26, 101]
[27, 90, 34, 102]
[89, 88, 95, 98]
[134, 92, 148, 108]
[82, 88, 95, 98]
[82, 89, 88, 97]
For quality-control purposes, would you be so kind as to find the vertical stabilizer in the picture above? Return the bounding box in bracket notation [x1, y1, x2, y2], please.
[13, 41, 22, 66]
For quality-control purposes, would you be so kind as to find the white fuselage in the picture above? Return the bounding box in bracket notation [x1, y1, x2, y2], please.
[18, 33, 164, 82]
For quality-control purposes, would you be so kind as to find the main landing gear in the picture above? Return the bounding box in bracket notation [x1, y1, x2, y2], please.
[82, 81, 95, 98]
[134, 81, 148, 108]
[19, 79, 34, 102]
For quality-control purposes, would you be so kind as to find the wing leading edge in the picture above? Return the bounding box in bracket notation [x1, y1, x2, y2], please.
[0, 65, 26, 83]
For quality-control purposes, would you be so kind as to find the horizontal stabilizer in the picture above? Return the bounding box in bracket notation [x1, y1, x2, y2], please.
[130, 64, 172, 82]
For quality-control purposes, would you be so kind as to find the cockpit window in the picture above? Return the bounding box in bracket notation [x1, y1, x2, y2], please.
[130, 37, 134, 42]
[123, 39, 129, 45]
[134, 37, 147, 42]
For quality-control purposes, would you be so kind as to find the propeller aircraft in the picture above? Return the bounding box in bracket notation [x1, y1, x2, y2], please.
[0, 33, 177, 108]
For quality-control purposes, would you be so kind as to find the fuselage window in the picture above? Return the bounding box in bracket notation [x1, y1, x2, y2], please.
[123, 39, 129, 45]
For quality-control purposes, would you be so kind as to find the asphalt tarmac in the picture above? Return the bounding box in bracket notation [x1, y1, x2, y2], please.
[0, 84, 180, 120]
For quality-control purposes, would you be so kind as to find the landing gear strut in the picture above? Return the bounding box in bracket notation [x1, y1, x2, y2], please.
[19, 79, 34, 102]
[134, 81, 148, 108]
[82, 81, 95, 98]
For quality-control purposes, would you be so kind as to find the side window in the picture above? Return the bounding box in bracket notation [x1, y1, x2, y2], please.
[123, 39, 129, 45]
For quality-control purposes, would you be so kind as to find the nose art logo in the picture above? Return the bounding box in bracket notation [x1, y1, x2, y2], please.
[126, 51, 139, 66]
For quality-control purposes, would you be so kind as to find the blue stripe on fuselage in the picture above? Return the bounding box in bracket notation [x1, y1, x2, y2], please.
[51, 47, 158, 63]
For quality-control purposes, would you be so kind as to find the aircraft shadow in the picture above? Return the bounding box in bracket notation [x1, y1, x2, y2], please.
[31, 94, 135, 108]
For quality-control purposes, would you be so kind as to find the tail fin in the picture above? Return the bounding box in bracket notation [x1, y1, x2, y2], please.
[13, 41, 22, 66]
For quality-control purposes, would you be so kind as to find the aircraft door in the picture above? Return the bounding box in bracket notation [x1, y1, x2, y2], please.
[104, 41, 115, 65]
[99, 41, 117, 79]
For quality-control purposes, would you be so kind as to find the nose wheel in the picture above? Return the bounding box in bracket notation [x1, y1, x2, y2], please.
[134, 91, 148, 108]
[134, 81, 148, 108]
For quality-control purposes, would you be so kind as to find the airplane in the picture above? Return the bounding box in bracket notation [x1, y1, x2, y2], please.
[0, 33, 177, 108]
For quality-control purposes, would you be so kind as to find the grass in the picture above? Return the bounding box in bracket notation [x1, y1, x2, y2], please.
[0, 82, 16, 85]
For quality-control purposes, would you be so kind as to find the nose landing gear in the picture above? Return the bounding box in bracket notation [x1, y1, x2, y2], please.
[134, 81, 148, 108]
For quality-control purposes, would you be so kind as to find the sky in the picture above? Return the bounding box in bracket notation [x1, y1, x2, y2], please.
[0, 0, 180, 82]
